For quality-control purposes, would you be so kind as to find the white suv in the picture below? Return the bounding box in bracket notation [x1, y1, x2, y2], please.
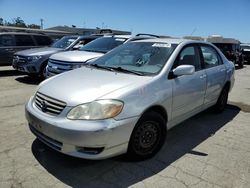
[46, 35, 131, 77]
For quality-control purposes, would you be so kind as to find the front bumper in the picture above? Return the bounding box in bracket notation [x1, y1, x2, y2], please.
[12, 61, 40, 74]
[25, 97, 139, 160]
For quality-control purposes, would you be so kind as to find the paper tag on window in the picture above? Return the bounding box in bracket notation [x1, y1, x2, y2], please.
[152, 43, 171, 48]
[115, 38, 126, 42]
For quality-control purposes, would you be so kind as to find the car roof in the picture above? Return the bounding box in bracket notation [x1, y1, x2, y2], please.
[102, 35, 132, 39]
[0, 32, 47, 36]
[131, 38, 194, 44]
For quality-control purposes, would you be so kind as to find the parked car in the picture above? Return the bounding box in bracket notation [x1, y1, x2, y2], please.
[207, 35, 244, 67]
[240, 44, 250, 64]
[0, 32, 52, 65]
[12, 35, 100, 78]
[45, 34, 169, 78]
[25, 38, 235, 160]
[46, 35, 131, 77]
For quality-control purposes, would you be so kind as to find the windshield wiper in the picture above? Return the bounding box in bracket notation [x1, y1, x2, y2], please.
[88, 65, 144, 75]
[87, 64, 114, 71]
[108, 66, 144, 76]
[83, 49, 106, 53]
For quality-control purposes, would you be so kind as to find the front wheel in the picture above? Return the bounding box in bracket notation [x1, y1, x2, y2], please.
[39, 63, 48, 80]
[127, 111, 166, 160]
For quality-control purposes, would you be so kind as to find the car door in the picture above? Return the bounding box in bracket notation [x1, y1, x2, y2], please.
[171, 45, 207, 120]
[0, 34, 15, 65]
[199, 45, 226, 106]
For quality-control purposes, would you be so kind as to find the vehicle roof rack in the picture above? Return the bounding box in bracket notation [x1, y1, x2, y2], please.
[99, 29, 113, 34]
[135, 33, 160, 38]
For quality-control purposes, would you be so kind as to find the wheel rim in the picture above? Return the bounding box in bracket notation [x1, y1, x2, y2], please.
[132, 121, 160, 156]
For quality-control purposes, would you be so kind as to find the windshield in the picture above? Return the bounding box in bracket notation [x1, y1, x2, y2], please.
[51, 36, 77, 49]
[90, 42, 177, 75]
[241, 46, 250, 50]
[80, 37, 127, 53]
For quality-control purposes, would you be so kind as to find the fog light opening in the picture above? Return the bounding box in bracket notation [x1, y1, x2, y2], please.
[76, 146, 104, 155]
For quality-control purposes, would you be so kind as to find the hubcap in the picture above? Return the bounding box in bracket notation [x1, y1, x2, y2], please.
[133, 121, 160, 155]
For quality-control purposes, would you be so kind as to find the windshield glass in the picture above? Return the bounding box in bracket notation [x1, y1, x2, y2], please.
[80, 37, 127, 53]
[241, 46, 250, 50]
[51, 36, 77, 49]
[90, 42, 177, 75]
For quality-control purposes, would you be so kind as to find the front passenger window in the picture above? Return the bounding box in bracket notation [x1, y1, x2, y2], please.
[176, 46, 201, 71]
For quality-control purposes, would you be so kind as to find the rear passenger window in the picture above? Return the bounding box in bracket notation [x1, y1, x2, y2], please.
[33, 35, 52, 46]
[0, 35, 14, 46]
[175, 46, 201, 71]
[15, 35, 35, 46]
[201, 46, 220, 68]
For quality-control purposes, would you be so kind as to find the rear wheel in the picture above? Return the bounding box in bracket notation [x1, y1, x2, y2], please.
[213, 85, 229, 113]
[127, 111, 166, 160]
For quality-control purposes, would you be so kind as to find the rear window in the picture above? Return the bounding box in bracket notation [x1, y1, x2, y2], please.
[15, 35, 35, 46]
[33, 35, 52, 46]
[213, 43, 233, 53]
[80, 37, 127, 53]
[0, 35, 14, 46]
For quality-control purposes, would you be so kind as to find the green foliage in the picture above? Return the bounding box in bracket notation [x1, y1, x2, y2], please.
[0, 17, 40, 29]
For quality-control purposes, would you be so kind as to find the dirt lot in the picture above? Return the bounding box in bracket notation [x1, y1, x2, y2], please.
[0, 65, 250, 188]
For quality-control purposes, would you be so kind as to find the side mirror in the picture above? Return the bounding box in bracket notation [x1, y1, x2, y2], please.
[72, 45, 82, 50]
[172, 65, 195, 77]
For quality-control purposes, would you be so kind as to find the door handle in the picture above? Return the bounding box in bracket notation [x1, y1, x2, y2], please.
[220, 69, 226, 72]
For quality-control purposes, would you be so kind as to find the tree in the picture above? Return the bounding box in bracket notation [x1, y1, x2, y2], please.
[12, 17, 27, 28]
[0, 18, 3, 26]
[27, 24, 40, 29]
[1, 17, 41, 29]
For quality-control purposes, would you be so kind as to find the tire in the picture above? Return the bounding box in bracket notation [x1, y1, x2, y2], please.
[127, 111, 166, 160]
[39, 63, 47, 80]
[213, 85, 229, 113]
[238, 61, 244, 68]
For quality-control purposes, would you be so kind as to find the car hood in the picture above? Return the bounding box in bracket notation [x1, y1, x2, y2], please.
[15, 47, 63, 56]
[38, 67, 152, 106]
[50, 51, 104, 62]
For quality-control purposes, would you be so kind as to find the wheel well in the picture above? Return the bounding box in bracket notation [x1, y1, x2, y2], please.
[39, 60, 48, 73]
[143, 105, 168, 123]
[224, 81, 230, 91]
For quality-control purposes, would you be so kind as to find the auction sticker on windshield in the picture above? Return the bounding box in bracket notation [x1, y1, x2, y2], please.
[152, 43, 171, 48]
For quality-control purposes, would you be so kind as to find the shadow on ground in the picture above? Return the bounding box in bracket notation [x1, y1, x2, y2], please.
[0, 69, 25, 77]
[32, 105, 240, 188]
[15, 75, 42, 85]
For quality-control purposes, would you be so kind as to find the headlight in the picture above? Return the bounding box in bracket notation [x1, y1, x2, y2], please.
[27, 56, 42, 62]
[71, 64, 84, 69]
[67, 100, 124, 120]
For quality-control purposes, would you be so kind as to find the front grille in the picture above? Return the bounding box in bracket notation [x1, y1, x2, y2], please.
[13, 55, 27, 64]
[34, 92, 66, 115]
[29, 125, 62, 151]
[47, 59, 73, 74]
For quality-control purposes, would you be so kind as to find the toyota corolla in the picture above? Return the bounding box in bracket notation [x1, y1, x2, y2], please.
[25, 38, 235, 160]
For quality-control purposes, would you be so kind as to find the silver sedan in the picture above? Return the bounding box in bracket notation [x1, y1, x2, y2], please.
[25, 38, 235, 160]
